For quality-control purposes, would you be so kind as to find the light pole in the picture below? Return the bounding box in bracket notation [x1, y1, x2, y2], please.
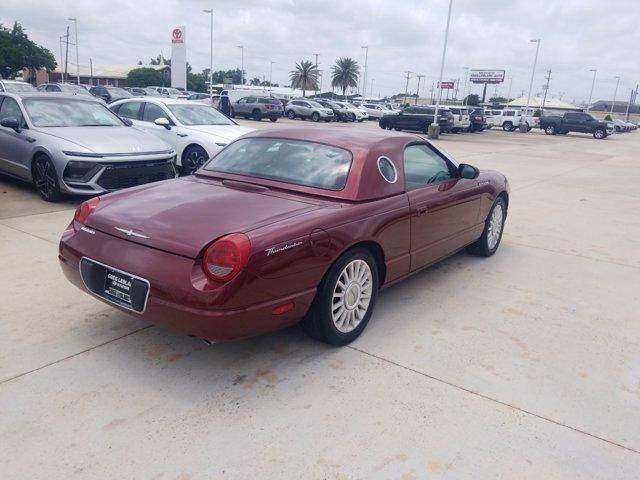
[415, 74, 424, 105]
[237, 45, 244, 85]
[370, 78, 374, 98]
[313, 53, 320, 95]
[429, 0, 453, 139]
[58, 35, 64, 82]
[586, 68, 597, 112]
[203, 9, 213, 101]
[269, 60, 275, 89]
[68, 18, 79, 84]
[461, 66, 469, 105]
[522, 38, 540, 132]
[506, 76, 513, 100]
[361, 45, 368, 97]
[610, 75, 620, 114]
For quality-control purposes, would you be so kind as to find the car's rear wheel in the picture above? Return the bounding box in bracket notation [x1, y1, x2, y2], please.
[312, 112, 320, 122]
[350, 113, 356, 122]
[301, 248, 379, 346]
[269, 117, 278, 122]
[181, 145, 208, 176]
[287, 110, 296, 119]
[503, 122, 513, 132]
[593, 128, 606, 139]
[32, 155, 62, 202]
[252, 109, 262, 121]
[545, 125, 556, 135]
[467, 197, 506, 257]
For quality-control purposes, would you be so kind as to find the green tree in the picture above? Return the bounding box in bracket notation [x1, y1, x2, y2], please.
[208, 68, 244, 85]
[533, 109, 543, 117]
[0, 22, 56, 79]
[604, 114, 613, 121]
[489, 96, 509, 103]
[331, 57, 360, 97]
[127, 67, 164, 87]
[464, 94, 480, 106]
[187, 72, 206, 92]
[289, 60, 319, 97]
[249, 76, 261, 86]
[149, 54, 170, 66]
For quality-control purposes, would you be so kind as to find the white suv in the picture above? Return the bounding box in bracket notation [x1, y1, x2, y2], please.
[358, 103, 388, 120]
[285, 99, 334, 122]
[488, 108, 538, 131]
[441, 106, 471, 133]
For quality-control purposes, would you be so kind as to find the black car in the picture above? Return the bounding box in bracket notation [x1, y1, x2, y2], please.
[89, 85, 133, 103]
[468, 107, 487, 132]
[538, 112, 612, 139]
[315, 99, 352, 122]
[378, 106, 454, 133]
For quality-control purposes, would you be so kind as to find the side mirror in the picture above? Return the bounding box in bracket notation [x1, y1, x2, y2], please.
[121, 117, 133, 127]
[154, 117, 171, 130]
[0, 117, 21, 133]
[458, 163, 479, 180]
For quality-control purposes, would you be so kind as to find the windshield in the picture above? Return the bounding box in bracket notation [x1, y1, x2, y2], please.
[4, 82, 37, 93]
[167, 88, 183, 95]
[204, 138, 352, 191]
[107, 87, 132, 97]
[59, 84, 92, 96]
[23, 98, 124, 127]
[167, 104, 233, 125]
[307, 101, 324, 108]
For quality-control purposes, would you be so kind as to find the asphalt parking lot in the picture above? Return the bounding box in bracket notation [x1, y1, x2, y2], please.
[1, 121, 639, 479]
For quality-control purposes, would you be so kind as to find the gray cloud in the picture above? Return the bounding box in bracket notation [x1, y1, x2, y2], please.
[2, 0, 638, 104]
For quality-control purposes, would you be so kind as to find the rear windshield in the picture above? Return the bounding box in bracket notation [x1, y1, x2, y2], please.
[204, 138, 352, 191]
[258, 98, 281, 104]
[4, 82, 37, 93]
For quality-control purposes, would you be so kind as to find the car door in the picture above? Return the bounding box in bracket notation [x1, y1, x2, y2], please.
[244, 96, 257, 115]
[112, 101, 143, 122]
[404, 143, 482, 271]
[0, 96, 33, 179]
[235, 97, 248, 115]
[562, 113, 583, 132]
[137, 101, 176, 141]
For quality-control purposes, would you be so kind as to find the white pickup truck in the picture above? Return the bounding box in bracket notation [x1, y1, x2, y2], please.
[485, 108, 538, 131]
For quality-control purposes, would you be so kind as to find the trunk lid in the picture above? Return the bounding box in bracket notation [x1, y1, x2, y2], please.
[86, 176, 325, 258]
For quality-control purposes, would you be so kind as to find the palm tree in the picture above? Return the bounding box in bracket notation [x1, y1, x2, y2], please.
[331, 58, 360, 98]
[289, 60, 319, 97]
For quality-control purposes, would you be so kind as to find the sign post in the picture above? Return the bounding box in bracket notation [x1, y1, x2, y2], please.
[170, 26, 186, 89]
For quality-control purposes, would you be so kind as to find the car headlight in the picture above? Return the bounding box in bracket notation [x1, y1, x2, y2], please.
[64, 161, 100, 180]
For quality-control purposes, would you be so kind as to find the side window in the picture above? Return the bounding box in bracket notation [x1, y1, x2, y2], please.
[142, 102, 167, 122]
[0, 97, 25, 126]
[565, 113, 578, 120]
[116, 102, 142, 120]
[404, 145, 454, 190]
[504, 111, 515, 117]
[246, 97, 257, 104]
[237, 98, 246, 104]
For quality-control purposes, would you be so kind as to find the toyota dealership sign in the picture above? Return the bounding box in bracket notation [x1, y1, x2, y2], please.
[469, 69, 505, 84]
[171, 27, 184, 44]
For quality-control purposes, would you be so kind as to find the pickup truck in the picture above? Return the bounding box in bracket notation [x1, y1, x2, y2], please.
[538, 112, 611, 139]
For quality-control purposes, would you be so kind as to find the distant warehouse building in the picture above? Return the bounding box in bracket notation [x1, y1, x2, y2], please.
[24, 65, 171, 88]
[589, 100, 640, 115]
[500, 96, 582, 113]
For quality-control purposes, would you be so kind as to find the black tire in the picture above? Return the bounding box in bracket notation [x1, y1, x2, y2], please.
[252, 109, 262, 121]
[358, 119, 364, 122]
[287, 110, 296, 120]
[181, 145, 208, 176]
[311, 112, 320, 122]
[301, 248, 379, 346]
[32, 155, 63, 202]
[545, 125, 556, 135]
[350, 113, 356, 122]
[502, 122, 513, 132]
[467, 197, 507, 257]
[394, 127, 402, 131]
[593, 128, 606, 139]
[269, 117, 278, 122]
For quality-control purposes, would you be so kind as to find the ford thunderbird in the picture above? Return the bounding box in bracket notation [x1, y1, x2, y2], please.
[59, 127, 509, 345]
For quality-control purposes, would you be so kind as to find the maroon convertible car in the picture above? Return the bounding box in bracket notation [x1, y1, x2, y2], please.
[59, 127, 509, 345]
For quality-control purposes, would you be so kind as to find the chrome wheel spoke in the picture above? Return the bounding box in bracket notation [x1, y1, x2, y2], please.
[331, 259, 373, 333]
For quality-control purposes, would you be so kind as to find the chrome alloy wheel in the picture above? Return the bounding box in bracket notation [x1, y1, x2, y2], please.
[331, 259, 373, 333]
[487, 203, 504, 250]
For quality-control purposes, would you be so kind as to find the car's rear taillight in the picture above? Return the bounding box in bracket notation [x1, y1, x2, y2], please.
[202, 233, 251, 282]
[73, 197, 100, 225]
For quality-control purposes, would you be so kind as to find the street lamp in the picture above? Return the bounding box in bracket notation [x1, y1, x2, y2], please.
[430, 0, 453, 139]
[269, 60, 275, 89]
[237, 45, 244, 85]
[522, 38, 540, 132]
[610, 75, 620, 114]
[68, 18, 79, 84]
[202, 9, 213, 101]
[461, 66, 469, 105]
[586, 69, 597, 113]
[360, 46, 368, 97]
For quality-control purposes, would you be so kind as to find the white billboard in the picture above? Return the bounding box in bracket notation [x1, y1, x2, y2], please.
[469, 69, 505, 84]
[170, 26, 186, 89]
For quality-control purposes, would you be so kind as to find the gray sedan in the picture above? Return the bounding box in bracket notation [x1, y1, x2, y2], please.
[0, 93, 176, 201]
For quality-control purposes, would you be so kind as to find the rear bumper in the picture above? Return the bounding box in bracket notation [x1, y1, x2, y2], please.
[58, 226, 316, 341]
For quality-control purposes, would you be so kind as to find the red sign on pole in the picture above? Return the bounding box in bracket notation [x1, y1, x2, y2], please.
[438, 81, 455, 89]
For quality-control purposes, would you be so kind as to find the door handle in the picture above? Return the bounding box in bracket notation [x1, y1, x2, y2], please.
[414, 206, 428, 216]
[25, 136, 36, 143]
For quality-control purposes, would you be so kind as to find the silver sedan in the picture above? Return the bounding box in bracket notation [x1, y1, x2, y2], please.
[0, 93, 176, 201]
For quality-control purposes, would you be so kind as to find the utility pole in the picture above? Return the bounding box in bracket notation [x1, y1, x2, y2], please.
[586, 69, 597, 112]
[370, 78, 374, 98]
[203, 9, 213, 100]
[269, 60, 275, 89]
[237, 45, 244, 85]
[611, 76, 620, 114]
[461, 67, 469, 105]
[506, 76, 513, 100]
[64, 25, 70, 83]
[625, 85, 638, 121]
[415, 74, 424, 105]
[68, 18, 79, 84]
[360, 46, 369, 97]
[58, 36, 64, 82]
[403, 71, 412, 105]
[89, 58, 93, 85]
[541, 69, 552, 113]
[522, 38, 540, 132]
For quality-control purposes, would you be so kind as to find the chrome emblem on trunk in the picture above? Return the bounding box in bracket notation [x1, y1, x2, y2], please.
[115, 227, 150, 239]
[266, 241, 303, 256]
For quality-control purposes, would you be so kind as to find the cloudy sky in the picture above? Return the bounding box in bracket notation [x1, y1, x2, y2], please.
[3, 0, 639, 104]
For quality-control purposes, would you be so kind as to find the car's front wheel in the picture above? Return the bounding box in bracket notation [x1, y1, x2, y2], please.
[593, 128, 606, 139]
[32, 155, 62, 202]
[252, 109, 262, 121]
[269, 117, 278, 122]
[287, 110, 296, 119]
[503, 122, 514, 132]
[181, 145, 208, 175]
[467, 197, 506, 257]
[301, 248, 379, 346]
[311, 112, 320, 122]
[545, 125, 556, 135]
